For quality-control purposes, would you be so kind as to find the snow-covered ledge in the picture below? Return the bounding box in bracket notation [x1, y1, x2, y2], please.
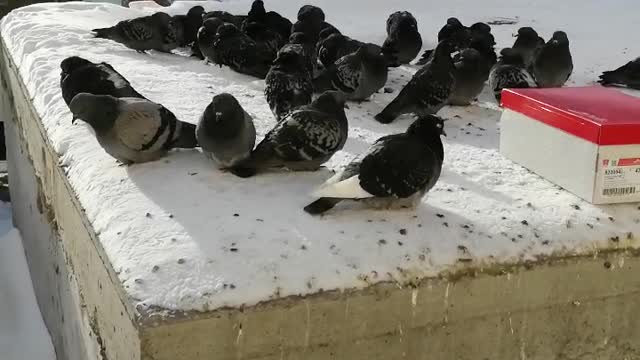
[2, 1, 640, 359]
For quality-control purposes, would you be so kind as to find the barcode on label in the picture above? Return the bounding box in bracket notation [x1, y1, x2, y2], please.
[603, 187, 636, 196]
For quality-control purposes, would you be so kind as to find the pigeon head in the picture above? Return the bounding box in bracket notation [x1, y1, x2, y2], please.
[187, 5, 205, 19]
[446, 17, 464, 28]
[407, 116, 446, 160]
[216, 23, 242, 38]
[550, 31, 569, 45]
[248, 0, 266, 19]
[457, 48, 482, 65]
[312, 91, 347, 112]
[387, 11, 417, 33]
[202, 93, 245, 139]
[243, 21, 267, 39]
[69, 93, 119, 132]
[318, 26, 340, 41]
[499, 47, 526, 66]
[274, 47, 306, 69]
[199, 18, 224, 39]
[515, 27, 538, 39]
[289, 31, 310, 44]
[297, 5, 325, 23]
[433, 39, 455, 59]
[60, 56, 91, 75]
[469, 22, 491, 34]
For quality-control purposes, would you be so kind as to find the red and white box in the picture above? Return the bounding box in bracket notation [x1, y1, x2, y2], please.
[500, 86, 640, 204]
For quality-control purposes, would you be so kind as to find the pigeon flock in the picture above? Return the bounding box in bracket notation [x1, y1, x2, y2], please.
[59, 1, 640, 215]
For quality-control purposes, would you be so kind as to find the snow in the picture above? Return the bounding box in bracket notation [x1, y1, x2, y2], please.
[1, 0, 640, 312]
[0, 202, 56, 360]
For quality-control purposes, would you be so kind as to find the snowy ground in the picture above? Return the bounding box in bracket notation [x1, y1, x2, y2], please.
[0, 201, 56, 360]
[1, 0, 640, 312]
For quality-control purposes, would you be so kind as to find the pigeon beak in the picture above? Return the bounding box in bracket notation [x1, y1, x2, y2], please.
[512, 33, 518, 37]
[442, 130, 447, 137]
[344, 103, 350, 109]
[71, 116, 78, 124]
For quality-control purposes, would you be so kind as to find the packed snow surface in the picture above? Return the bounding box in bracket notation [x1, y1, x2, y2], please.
[2, 0, 640, 312]
[0, 202, 56, 360]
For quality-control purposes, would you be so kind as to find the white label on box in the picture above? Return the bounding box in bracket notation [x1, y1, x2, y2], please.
[595, 145, 640, 203]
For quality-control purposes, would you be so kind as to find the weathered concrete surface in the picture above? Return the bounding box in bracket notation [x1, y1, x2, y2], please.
[2, 37, 640, 360]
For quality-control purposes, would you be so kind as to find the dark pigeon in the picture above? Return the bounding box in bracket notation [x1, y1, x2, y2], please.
[316, 32, 365, 68]
[598, 57, 640, 90]
[382, 11, 423, 67]
[243, 21, 285, 56]
[291, 5, 336, 43]
[449, 48, 492, 105]
[60, 56, 144, 107]
[314, 43, 388, 101]
[288, 32, 317, 75]
[92, 12, 178, 53]
[243, 0, 292, 40]
[512, 27, 544, 67]
[304, 115, 446, 214]
[203, 11, 247, 28]
[171, 5, 205, 47]
[531, 31, 573, 87]
[230, 91, 348, 177]
[265, 47, 314, 120]
[210, 23, 275, 79]
[197, 18, 225, 63]
[489, 48, 537, 102]
[375, 40, 455, 124]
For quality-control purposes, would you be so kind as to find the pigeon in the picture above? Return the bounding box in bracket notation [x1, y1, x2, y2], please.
[230, 91, 348, 177]
[265, 47, 314, 120]
[488, 48, 537, 102]
[314, 43, 388, 101]
[244, 0, 292, 40]
[171, 5, 205, 47]
[203, 11, 247, 28]
[243, 21, 285, 56]
[316, 32, 365, 68]
[304, 115, 446, 215]
[598, 57, 640, 90]
[375, 41, 455, 124]
[512, 27, 544, 67]
[382, 11, 423, 67]
[530, 31, 573, 88]
[59, 56, 144, 107]
[197, 93, 256, 169]
[210, 23, 275, 79]
[287, 32, 317, 74]
[291, 5, 336, 43]
[416, 17, 469, 65]
[449, 48, 492, 105]
[68, 93, 198, 165]
[197, 18, 225, 63]
[92, 12, 178, 53]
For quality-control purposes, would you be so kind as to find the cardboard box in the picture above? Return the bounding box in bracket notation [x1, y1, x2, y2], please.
[500, 86, 640, 204]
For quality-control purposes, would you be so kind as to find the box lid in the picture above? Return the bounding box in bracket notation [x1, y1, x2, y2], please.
[502, 86, 640, 145]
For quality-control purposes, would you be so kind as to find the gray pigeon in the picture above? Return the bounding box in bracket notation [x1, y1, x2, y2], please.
[304, 115, 446, 215]
[449, 48, 492, 105]
[230, 91, 348, 177]
[314, 43, 388, 101]
[68, 93, 198, 165]
[316, 33, 365, 68]
[512, 27, 544, 67]
[531, 31, 573, 87]
[599, 57, 640, 90]
[375, 40, 455, 124]
[382, 11, 423, 67]
[197, 93, 256, 169]
[197, 18, 225, 63]
[60, 56, 144, 107]
[489, 48, 537, 102]
[265, 47, 313, 120]
[211, 23, 275, 79]
[92, 12, 178, 53]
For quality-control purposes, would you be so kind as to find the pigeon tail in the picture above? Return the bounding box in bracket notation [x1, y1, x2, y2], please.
[175, 123, 199, 148]
[92, 27, 114, 39]
[303, 197, 342, 215]
[375, 96, 405, 124]
[416, 49, 434, 65]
